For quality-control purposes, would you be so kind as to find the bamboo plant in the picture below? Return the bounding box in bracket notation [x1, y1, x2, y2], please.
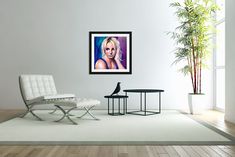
[169, 0, 219, 94]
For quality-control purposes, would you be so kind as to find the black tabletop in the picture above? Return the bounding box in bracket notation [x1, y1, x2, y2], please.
[104, 95, 128, 98]
[123, 89, 164, 93]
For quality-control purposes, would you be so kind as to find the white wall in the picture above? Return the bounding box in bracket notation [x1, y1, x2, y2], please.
[225, 0, 235, 123]
[0, 0, 213, 110]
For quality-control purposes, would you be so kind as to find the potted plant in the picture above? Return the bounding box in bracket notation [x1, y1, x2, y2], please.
[169, 0, 219, 114]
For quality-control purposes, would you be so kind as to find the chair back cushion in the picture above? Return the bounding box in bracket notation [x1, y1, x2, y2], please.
[19, 75, 57, 101]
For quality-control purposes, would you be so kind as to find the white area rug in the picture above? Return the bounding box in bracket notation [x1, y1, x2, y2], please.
[0, 110, 234, 145]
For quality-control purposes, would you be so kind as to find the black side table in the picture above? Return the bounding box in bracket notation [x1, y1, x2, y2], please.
[104, 95, 128, 116]
[123, 89, 164, 116]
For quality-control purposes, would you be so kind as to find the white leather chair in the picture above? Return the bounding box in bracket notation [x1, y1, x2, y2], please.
[19, 75, 100, 124]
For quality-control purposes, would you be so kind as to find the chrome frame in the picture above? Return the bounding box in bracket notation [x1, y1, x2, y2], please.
[49, 108, 58, 114]
[77, 106, 99, 120]
[54, 105, 77, 125]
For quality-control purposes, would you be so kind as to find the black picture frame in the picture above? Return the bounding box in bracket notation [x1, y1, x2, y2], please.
[89, 31, 132, 74]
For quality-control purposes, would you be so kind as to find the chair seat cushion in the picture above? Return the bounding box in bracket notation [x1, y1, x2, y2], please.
[26, 96, 44, 104]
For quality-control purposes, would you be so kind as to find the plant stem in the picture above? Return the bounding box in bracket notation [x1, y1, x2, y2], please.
[199, 50, 202, 93]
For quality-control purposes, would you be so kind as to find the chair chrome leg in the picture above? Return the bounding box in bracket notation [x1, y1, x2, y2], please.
[21, 105, 43, 121]
[77, 106, 99, 120]
[20, 110, 29, 118]
[29, 110, 43, 121]
[54, 105, 77, 125]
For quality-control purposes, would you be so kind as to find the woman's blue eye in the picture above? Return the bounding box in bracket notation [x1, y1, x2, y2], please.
[106, 48, 110, 51]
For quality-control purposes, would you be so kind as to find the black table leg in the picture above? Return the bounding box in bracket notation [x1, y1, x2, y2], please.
[140, 92, 142, 111]
[123, 98, 125, 114]
[118, 98, 120, 114]
[159, 92, 161, 113]
[108, 98, 110, 114]
[112, 98, 114, 115]
[125, 92, 128, 113]
[144, 92, 147, 116]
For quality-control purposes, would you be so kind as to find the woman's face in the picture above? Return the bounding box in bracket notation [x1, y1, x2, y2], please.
[104, 41, 116, 59]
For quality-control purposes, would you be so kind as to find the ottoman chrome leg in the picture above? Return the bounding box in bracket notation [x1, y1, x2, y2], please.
[49, 108, 58, 114]
[54, 105, 77, 125]
[77, 106, 99, 120]
[50, 107, 74, 116]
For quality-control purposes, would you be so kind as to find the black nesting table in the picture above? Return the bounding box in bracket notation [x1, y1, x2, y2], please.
[123, 89, 164, 116]
[104, 95, 128, 116]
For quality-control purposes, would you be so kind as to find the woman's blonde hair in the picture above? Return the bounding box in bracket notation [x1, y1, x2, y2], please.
[101, 37, 122, 61]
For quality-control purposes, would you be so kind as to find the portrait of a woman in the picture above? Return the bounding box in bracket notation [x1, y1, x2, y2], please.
[89, 32, 131, 74]
[95, 37, 125, 70]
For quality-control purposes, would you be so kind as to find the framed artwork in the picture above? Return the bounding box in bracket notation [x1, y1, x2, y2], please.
[89, 31, 132, 74]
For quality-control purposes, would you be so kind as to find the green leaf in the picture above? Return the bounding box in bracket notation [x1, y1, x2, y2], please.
[168, 0, 220, 93]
